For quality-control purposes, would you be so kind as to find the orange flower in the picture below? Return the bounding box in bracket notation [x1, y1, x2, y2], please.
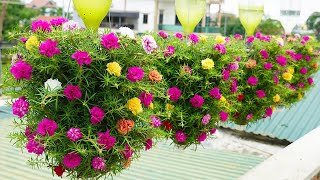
[246, 59, 257, 68]
[117, 119, 135, 135]
[122, 158, 132, 168]
[148, 70, 162, 82]
[312, 63, 318, 70]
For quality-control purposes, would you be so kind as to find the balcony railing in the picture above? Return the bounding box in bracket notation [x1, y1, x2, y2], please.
[158, 24, 220, 34]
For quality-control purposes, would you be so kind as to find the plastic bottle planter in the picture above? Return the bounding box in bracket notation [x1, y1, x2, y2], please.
[175, 0, 206, 34]
[72, 0, 112, 32]
[239, 3, 264, 36]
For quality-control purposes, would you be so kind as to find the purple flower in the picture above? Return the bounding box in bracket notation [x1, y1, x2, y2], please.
[246, 114, 253, 120]
[231, 81, 238, 93]
[247, 36, 255, 43]
[234, 34, 242, 40]
[219, 111, 228, 122]
[63, 84, 82, 101]
[228, 62, 239, 71]
[164, 46, 175, 57]
[168, 87, 181, 102]
[97, 130, 116, 150]
[264, 63, 273, 70]
[37, 118, 58, 136]
[273, 76, 279, 85]
[265, 107, 272, 117]
[286, 50, 295, 56]
[101, 33, 120, 50]
[222, 69, 229, 80]
[145, 139, 152, 151]
[139, 91, 153, 107]
[39, 39, 60, 58]
[190, 94, 204, 108]
[300, 67, 308, 75]
[20, 38, 28, 43]
[256, 90, 266, 99]
[255, 32, 262, 38]
[71, 50, 92, 66]
[303, 36, 310, 42]
[50, 17, 68, 27]
[308, 78, 314, 85]
[158, 31, 168, 39]
[31, 20, 51, 33]
[260, 50, 269, 59]
[151, 116, 162, 128]
[175, 130, 187, 143]
[298, 82, 305, 89]
[26, 139, 44, 155]
[90, 106, 105, 125]
[66, 128, 83, 142]
[122, 143, 133, 159]
[202, 114, 211, 125]
[175, 33, 183, 39]
[126, 67, 145, 82]
[214, 44, 226, 54]
[10, 60, 32, 80]
[305, 56, 311, 61]
[189, 33, 199, 45]
[209, 87, 221, 100]
[248, 76, 258, 86]
[63, 153, 81, 169]
[276, 56, 287, 66]
[197, 132, 207, 142]
[92, 157, 106, 170]
[12, 96, 29, 118]
[293, 53, 303, 61]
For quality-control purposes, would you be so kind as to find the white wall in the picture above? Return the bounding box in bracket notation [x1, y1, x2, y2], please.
[159, 1, 176, 25]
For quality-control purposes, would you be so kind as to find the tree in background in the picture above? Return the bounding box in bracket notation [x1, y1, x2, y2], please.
[0, 2, 8, 41]
[220, 14, 245, 36]
[306, 12, 320, 40]
[256, 18, 284, 36]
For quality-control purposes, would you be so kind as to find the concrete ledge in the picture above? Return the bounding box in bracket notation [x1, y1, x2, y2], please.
[239, 127, 320, 180]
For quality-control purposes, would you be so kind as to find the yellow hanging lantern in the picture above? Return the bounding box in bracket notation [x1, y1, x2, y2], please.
[239, 1, 264, 36]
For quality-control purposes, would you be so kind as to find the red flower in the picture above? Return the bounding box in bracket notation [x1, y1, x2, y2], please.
[233, 112, 240, 119]
[54, 164, 65, 177]
[163, 121, 172, 130]
[237, 94, 245, 101]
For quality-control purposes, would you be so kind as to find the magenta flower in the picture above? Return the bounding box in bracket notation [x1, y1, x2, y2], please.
[260, 50, 269, 59]
[305, 56, 311, 61]
[255, 32, 262, 38]
[164, 46, 175, 57]
[37, 118, 58, 136]
[197, 132, 207, 142]
[66, 128, 83, 142]
[122, 143, 133, 159]
[234, 34, 243, 40]
[63, 153, 82, 169]
[71, 50, 92, 66]
[175, 130, 187, 143]
[10, 60, 32, 80]
[139, 91, 153, 107]
[276, 56, 287, 66]
[202, 114, 211, 125]
[265, 107, 272, 117]
[126, 67, 145, 82]
[228, 62, 239, 71]
[246, 114, 253, 120]
[168, 87, 181, 102]
[24, 126, 32, 137]
[298, 82, 305, 89]
[50, 17, 68, 27]
[190, 94, 204, 108]
[293, 53, 303, 61]
[97, 130, 116, 150]
[64, 84, 82, 101]
[39, 39, 60, 58]
[248, 76, 258, 86]
[308, 78, 314, 85]
[209, 87, 221, 100]
[26, 139, 44, 155]
[151, 116, 162, 128]
[189, 33, 199, 45]
[214, 44, 226, 54]
[210, 128, 217, 135]
[286, 50, 294, 56]
[101, 33, 120, 50]
[256, 90, 266, 99]
[145, 139, 152, 151]
[264, 63, 273, 70]
[273, 76, 279, 85]
[12, 96, 29, 118]
[247, 36, 255, 43]
[300, 67, 308, 75]
[219, 111, 228, 122]
[302, 36, 310, 42]
[222, 69, 229, 80]
[31, 20, 51, 32]
[90, 106, 105, 125]
[231, 81, 238, 93]
[158, 31, 168, 39]
[175, 33, 183, 39]
[20, 37, 28, 43]
[92, 157, 106, 170]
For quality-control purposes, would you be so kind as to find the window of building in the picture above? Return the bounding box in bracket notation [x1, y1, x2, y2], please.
[280, 10, 300, 16]
[175, 15, 181, 25]
[143, 14, 148, 24]
[159, 10, 164, 24]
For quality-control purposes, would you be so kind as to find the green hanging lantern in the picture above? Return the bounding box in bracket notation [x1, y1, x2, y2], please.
[239, 1, 264, 36]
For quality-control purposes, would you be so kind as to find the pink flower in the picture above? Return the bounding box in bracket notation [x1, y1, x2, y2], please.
[31, 20, 51, 32]
[302, 36, 310, 42]
[168, 87, 181, 102]
[273, 76, 279, 85]
[66, 128, 83, 142]
[293, 53, 303, 61]
[246, 114, 253, 120]
[301, 40, 306, 45]
[126, 67, 145, 82]
[145, 139, 152, 151]
[222, 69, 229, 80]
[256, 90, 266, 99]
[158, 31, 168, 39]
[97, 130, 116, 150]
[64, 84, 82, 101]
[300, 67, 308, 75]
[234, 34, 243, 40]
[122, 144, 133, 159]
[219, 111, 228, 122]
[142, 35, 158, 54]
[210, 128, 217, 135]
[228, 62, 239, 71]
[248, 76, 258, 86]
[298, 82, 305, 89]
[264, 63, 273, 70]
[71, 50, 92, 66]
[231, 81, 238, 93]
[276, 56, 287, 66]
[190, 94, 204, 108]
[247, 36, 255, 43]
[90, 106, 105, 125]
[209, 87, 221, 100]
[308, 78, 314, 85]
[164, 46, 175, 57]
[175, 33, 183, 39]
[10, 60, 32, 80]
[92, 157, 106, 170]
[20, 38, 28, 43]
[202, 114, 211, 125]
[215, 44, 226, 54]
[197, 132, 207, 142]
[305, 56, 311, 61]
[255, 32, 262, 38]
[182, 66, 193, 75]
[189, 33, 199, 44]
[260, 50, 269, 59]
[101, 33, 120, 50]
[37, 118, 58, 136]
[39, 39, 60, 58]
[139, 91, 153, 107]
[12, 96, 29, 118]
[50, 17, 68, 27]
[63, 153, 81, 169]
[26, 139, 44, 155]
[265, 107, 272, 117]
[286, 50, 295, 56]
[175, 130, 187, 143]
[151, 116, 162, 128]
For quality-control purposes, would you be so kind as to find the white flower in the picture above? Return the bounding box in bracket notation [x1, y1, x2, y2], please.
[44, 78, 62, 91]
[62, 20, 80, 31]
[119, 27, 135, 39]
[277, 38, 284, 47]
[142, 35, 157, 54]
[294, 34, 301, 39]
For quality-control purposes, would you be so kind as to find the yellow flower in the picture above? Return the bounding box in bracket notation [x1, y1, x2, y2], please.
[282, 72, 293, 81]
[200, 35, 207, 43]
[298, 93, 303, 100]
[308, 46, 313, 54]
[26, 36, 39, 51]
[220, 96, 226, 102]
[272, 106, 276, 112]
[166, 104, 175, 111]
[126, 97, 143, 115]
[148, 102, 154, 109]
[215, 35, 225, 44]
[107, 62, 122, 77]
[287, 67, 295, 74]
[201, 58, 215, 70]
[273, 94, 280, 103]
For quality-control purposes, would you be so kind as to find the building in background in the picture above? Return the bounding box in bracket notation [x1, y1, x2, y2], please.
[25, 0, 60, 21]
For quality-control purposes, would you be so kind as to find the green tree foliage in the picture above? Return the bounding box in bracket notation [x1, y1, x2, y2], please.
[220, 14, 245, 36]
[256, 18, 284, 35]
[306, 12, 320, 30]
